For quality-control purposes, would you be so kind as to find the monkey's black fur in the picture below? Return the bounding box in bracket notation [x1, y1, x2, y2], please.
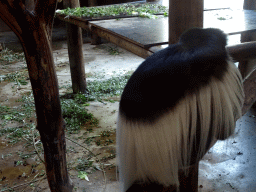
[119, 28, 228, 123]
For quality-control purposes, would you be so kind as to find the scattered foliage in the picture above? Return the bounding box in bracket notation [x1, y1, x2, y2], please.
[56, 3, 168, 19]
[0, 47, 25, 64]
[61, 98, 98, 134]
[2, 71, 29, 85]
[86, 74, 131, 102]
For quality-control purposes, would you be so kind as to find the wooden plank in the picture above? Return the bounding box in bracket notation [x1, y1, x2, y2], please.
[204, 10, 256, 35]
[89, 16, 169, 48]
[57, 9, 256, 49]
[91, 25, 153, 58]
[88, 10, 256, 49]
[56, 14, 90, 30]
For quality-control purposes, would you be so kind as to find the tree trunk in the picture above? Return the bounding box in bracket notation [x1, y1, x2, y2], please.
[63, 0, 87, 94]
[0, 1, 73, 191]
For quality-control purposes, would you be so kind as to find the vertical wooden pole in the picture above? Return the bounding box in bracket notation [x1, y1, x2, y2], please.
[88, 0, 102, 45]
[239, 0, 256, 78]
[178, 162, 199, 192]
[168, 0, 204, 44]
[238, 32, 256, 78]
[168, 0, 203, 190]
[243, 0, 256, 10]
[91, 26, 102, 45]
[63, 0, 87, 93]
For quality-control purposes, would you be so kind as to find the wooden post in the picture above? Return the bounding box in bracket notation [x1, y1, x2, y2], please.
[167, 0, 204, 190]
[168, 0, 204, 44]
[91, 26, 102, 45]
[238, 32, 256, 78]
[0, 1, 73, 191]
[239, 0, 256, 78]
[63, 0, 87, 93]
[243, 0, 256, 10]
[178, 162, 199, 192]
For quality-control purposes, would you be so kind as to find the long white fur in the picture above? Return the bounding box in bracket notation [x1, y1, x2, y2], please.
[117, 60, 244, 192]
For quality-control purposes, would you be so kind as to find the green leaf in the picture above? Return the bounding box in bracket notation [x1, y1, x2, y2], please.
[78, 171, 89, 181]
[18, 79, 28, 85]
[4, 115, 12, 120]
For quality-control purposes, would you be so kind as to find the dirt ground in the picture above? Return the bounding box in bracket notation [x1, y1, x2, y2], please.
[0, 25, 145, 192]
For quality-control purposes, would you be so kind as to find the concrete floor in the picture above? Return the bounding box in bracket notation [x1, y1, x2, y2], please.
[199, 110, 256, 192]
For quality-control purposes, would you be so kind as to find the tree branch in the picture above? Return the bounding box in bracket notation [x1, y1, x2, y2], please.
[0, 0, 36, 42]
[0, 0, 23, 36]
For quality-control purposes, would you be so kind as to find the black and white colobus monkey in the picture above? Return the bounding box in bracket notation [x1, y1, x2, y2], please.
[117, 28, 244, 191]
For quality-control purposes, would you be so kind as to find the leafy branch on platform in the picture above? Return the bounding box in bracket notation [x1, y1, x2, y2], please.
[56, 3, 168, 19]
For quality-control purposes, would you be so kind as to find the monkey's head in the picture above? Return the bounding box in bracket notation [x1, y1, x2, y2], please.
[179, 28, 227, 51]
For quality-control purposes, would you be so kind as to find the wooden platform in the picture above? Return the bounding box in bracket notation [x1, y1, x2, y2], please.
[57, 9, 256, 58]
[90, 9, 256, 45]
[204, 9, 256, 35]
[90, 16, 168, 49]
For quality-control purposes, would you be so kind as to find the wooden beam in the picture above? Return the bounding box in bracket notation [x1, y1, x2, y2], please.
[56, 14, 90, 30]
[227, 41, 256, 62]
[150, 41, 256, 62]
[91, 25, 153, 59]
